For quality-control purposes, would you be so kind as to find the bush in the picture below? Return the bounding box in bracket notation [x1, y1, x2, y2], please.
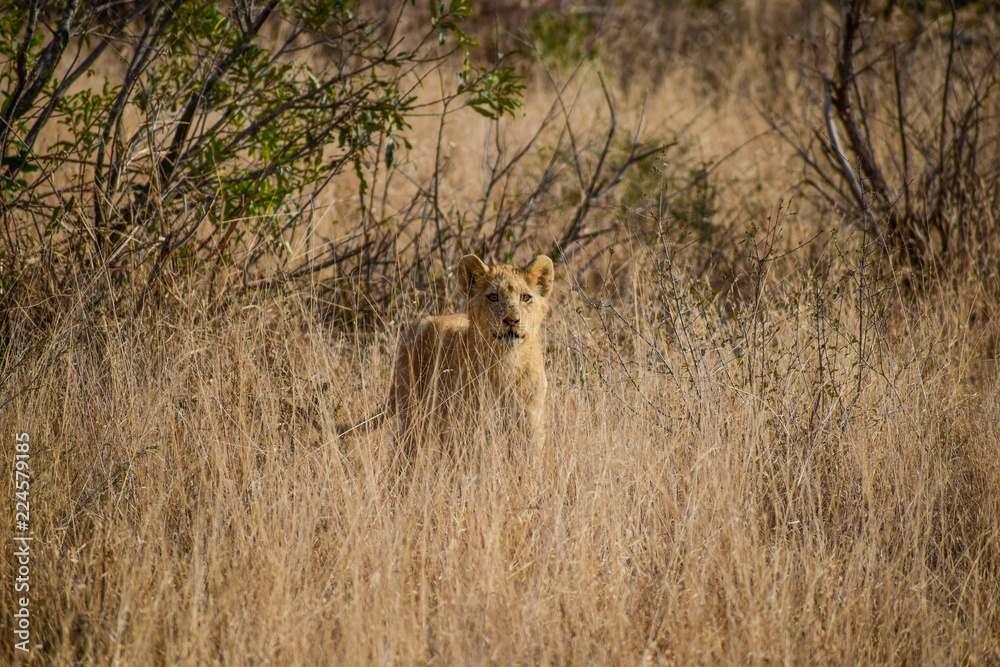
[0, 0, 522, 317]
[770, 0, 1000, 276]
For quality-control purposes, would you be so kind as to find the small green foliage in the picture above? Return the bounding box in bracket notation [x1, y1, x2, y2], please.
[430, 0, 477, 47]
[655, 148, 719, 244]
[623, 140, 720, 250]
[458, 57, 525, 120]
[527, 9, 594, 66]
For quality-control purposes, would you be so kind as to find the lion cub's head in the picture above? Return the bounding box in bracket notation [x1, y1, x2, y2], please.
[458, 255, 554, 349]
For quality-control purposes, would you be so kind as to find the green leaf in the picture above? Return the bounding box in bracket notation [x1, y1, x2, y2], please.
[385, 139, 395, 169]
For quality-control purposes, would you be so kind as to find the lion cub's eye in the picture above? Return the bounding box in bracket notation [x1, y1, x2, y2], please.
[521, 294, 532, 303]
[487, 293, 499, 302]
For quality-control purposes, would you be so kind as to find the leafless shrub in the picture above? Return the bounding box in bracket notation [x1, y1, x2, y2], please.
[769, 0, 1000, 275]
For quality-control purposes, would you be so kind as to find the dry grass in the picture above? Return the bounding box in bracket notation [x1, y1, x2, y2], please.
[3, 1, 1000, 665]
[3, 233, 999, 664]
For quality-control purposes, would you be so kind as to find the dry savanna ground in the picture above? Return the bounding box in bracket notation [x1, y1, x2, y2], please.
[2, 1, 1000, 664]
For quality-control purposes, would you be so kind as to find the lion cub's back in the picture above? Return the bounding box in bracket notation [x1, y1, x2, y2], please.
[410, 313, 469, 355]
[392, 313, 470, 408]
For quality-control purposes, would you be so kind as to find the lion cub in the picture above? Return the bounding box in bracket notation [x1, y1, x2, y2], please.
[392, 254, 555, 455]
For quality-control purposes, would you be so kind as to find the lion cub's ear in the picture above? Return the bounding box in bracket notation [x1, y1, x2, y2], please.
[525, 255, 554, 297]
[458, 255, 490, 297]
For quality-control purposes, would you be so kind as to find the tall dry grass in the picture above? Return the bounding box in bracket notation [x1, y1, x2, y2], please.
[3, 224, 999, 664]
[3, 1, 1000, 665]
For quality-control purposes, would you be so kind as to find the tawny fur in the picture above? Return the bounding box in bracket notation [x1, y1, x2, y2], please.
[391, 254, 555, 456]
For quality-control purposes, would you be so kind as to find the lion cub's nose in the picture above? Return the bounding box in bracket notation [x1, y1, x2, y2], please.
[503, 316, 520, 327]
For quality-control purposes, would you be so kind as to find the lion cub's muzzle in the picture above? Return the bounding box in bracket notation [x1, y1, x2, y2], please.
[495, 315, 525, 344]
